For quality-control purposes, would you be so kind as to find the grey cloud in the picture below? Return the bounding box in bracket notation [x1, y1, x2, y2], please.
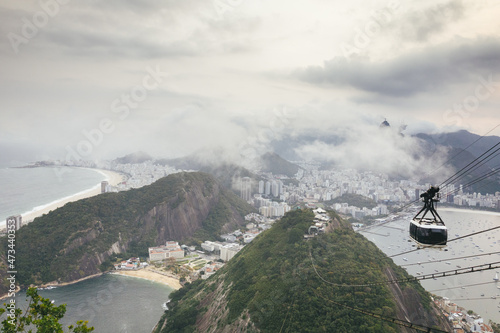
[295, 38, 500, 97]
[43, 29, 199, 59]
[399, 0, 466, 42]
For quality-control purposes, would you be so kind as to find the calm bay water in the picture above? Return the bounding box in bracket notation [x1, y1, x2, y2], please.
[0, 166, 174, 331]
[360, 208, 500, 324]
[10, 274, 173, 333]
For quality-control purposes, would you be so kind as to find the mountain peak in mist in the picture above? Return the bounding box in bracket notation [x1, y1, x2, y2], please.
[113, 151, 152, 164]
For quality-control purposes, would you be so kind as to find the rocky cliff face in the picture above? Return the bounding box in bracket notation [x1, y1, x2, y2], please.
[144, 182, 221, 243]
[66, 173, 250, 283]
[384, 267, 453, 332]
[0, 172, 254, 291]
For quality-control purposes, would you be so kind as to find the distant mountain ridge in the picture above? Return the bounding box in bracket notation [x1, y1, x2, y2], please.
[416, 130, 500, 168]
[113, 151, 153, 164]
[0, 172, 255, 293]
[259, 152, 301, 177]
[416, 130, 500, 193]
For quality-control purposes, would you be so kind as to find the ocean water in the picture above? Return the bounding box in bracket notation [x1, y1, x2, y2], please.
[8, 274, 173, 333]
[0, 166, 107, 225]
[360, 208, 500, 324]
[0, 167, 173, 332]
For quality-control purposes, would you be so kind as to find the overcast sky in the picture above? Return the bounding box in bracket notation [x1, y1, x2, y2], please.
[1, 0, 500, 166]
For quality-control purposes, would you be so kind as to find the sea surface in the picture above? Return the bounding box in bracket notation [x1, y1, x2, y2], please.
[0, 167, 173, 331]
[9, 274, 173, 333]
[0, 166, 107, 226]
[360, 208, 500, 324]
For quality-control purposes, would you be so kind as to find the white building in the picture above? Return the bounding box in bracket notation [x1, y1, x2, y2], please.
[149, 241, 185, 262]
[220, 244, 243, 261]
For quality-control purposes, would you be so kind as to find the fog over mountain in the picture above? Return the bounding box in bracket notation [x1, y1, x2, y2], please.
[1, 1, 499, 176]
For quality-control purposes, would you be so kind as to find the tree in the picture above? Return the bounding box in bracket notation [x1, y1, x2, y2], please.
[0, 287, 94, 333]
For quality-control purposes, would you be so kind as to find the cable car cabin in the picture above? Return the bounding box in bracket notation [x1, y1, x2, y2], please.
[409, 186, 448, 248]
[409, 218, 447, 247]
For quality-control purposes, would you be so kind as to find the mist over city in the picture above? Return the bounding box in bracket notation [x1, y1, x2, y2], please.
[1, 1, 500, 332]
[1, 0, 500, 171]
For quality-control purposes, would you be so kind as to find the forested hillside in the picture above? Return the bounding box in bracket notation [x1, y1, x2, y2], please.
[154, 209, 450, 333]
[0, 172, 255, 292]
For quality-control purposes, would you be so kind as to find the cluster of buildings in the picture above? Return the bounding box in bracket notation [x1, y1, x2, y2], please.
[305, 207, 331, 237]
[201, 218, 275, 259]
[145, 214, 278, 279]
[201, 241, 244, 261]
[107, 160, 179, 190]
[45, 159, 180, 192]
[255, 198, 291, 218]
[289, 168, 418, 204]
[442, 186, 500, 209]
[201, 262, 225, 280]
[332, 202, 389, 219]
[239, 168, 410, 221]
[113, 257, 147, 270]
[148, 241, 185, 262]
[435, 297, 494, 332]
[242, 166, 500, 222]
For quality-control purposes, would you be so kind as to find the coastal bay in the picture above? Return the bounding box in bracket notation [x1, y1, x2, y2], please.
[21, 168, 124, 223]
[112, 267, 182, 290]
[0, 166, 125, 229]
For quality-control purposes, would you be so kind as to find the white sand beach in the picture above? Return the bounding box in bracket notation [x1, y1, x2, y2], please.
[112, 267, 182, 290]
[21, 168, 125, 223]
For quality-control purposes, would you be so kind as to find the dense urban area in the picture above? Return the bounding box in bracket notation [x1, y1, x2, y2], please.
[13, 158, 500, 332]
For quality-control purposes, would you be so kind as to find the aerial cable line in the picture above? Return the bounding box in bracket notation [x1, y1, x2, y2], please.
[439, 142, 500, 188]
[446, 296, 500, 302]
[441, 150, 500, 189]
[361, 129, 500, 229]
[312, 290, 450, 333]
[439, 140, 500, 187]
[441, 152, 500, 193]
[442, 165, 500, 197]
[310, 249, 500, 288]
[389, 225, 500, 258]
[278, 295, 296, 333]
[400, 251, 500, 267]
[361, 161, 499, 230]
[418, 123, 500, 182]
[454, 173, 500, 196]
[428, 281, 496, 293]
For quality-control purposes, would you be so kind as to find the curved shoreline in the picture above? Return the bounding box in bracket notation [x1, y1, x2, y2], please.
[439, 207, 500, 216]
[0, 273, 106, 300]
[0, 269, 182, 300]
[20, 168, 125, 223]
[111, 268, 182, 290]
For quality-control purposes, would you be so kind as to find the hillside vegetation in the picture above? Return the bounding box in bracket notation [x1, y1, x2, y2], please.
[260, 152, 301, 178]
[154, 209, 449, 333]
[0, 172, 255, 290]
[326, 193, 378, 209]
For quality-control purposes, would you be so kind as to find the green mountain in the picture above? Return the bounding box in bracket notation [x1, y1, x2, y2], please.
[325, 193, 378, 209]
[0, 172, 255, 291]
[113, 151, 153, 164]
[154, 209, 450, 333]
[259, 152, 301, 178]
[416, 131, 500, 193]
[156, 152, 263, 199]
